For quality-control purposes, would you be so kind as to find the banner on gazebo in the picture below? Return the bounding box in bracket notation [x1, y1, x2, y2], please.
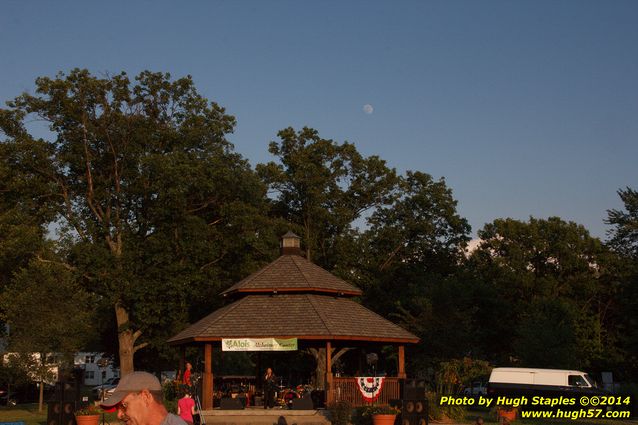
[356, 376, 385, 402]
[222, 338, 298, 351]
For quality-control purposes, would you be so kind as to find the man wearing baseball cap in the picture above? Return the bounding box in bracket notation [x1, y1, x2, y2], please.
[101, 372, 188, 425]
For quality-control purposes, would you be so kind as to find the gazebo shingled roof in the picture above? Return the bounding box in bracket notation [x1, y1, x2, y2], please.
[167, 294, 418, 345]
[219, 255, 363, 297]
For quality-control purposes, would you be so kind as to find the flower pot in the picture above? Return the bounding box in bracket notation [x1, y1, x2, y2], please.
[497, 408, 517, 422]
[372, 413, 397, 425]
[75, 415, 100, 425]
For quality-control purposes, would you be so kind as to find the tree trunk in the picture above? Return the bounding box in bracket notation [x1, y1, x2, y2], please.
[116, 302, 135, 376]
[38, 379, 44, 413]
[312, 348, 326, 390]
[309, 347, 352, 390]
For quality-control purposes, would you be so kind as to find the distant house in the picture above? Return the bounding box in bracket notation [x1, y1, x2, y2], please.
[1, 350, 119, 386]
[74, 352, 119, 386]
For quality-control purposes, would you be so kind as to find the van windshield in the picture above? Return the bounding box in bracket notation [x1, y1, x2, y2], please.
[568, 375, 588, 387]
[584, 374, 597, 388]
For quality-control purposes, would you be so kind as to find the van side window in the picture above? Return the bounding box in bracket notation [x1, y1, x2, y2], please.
[568, 375, 587, 387]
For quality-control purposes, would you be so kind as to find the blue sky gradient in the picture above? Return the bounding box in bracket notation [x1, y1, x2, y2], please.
[2, 0, 636, 238]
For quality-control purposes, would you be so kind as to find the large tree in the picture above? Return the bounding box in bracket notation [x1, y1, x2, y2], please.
[0, 260, 95, 411]
[605, 187, 638, 378]
[357, 171, 470, 314]
[469, 217, 622, 369]
[0, 69, 273, 375]
[356, 171, 471, 370]
[256, 126, 398, 268]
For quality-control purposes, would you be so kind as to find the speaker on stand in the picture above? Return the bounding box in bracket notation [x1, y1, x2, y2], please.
[391, 379, 428, 425]
[47, 400, 77, 425]
[47, 375, 85, 425]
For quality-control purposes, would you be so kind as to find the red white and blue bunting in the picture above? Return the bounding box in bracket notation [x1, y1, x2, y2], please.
[356, 376, 385, 402]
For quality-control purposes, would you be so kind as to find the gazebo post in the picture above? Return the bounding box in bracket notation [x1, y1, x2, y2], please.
[203, 343, 213, 409]
[256, 352, 262, 398]
[326, 341, 333, 404]
[398, 345, 406, 379]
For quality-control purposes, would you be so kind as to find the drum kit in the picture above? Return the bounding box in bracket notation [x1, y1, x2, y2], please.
[275, 381, 313, 408]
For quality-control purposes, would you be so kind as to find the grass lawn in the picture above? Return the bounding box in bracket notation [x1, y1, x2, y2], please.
[0, 404, 47, 425]
[0, 404, 119, 425]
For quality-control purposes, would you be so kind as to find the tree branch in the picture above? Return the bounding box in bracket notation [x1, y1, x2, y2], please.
[133, 342, 149, 354]
[35, 254, 77, 271]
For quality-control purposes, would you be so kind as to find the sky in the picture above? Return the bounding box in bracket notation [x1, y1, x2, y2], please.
[1, 0, 637, 239]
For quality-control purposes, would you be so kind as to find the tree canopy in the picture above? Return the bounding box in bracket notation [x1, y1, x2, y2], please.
[1, 69, 636, 386]
[0, 69, 275, 375]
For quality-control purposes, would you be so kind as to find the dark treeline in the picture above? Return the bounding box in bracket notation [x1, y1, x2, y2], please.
[1, 70, 636, 386]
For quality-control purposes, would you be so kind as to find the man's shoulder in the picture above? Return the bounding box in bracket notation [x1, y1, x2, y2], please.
[161, 413, 188, 425]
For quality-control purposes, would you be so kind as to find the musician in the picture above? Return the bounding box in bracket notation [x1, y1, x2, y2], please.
[183, 362, 193, 390]
[263, 367, 276, 409]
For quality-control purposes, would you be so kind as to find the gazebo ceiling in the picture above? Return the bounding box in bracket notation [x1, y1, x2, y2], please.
[168, 293, 419, 345]
[220, 254, 363, 297]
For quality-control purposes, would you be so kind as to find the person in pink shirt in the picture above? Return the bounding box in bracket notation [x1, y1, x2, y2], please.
[177, 389, 196, 424]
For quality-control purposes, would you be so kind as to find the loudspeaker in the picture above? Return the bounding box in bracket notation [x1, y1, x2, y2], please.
[47, 401, 77, 425]
[391, 398, 428, 425]
[310, 390, 325, 408]
[402, 379, 427, 399]
[51, 381, 81, 402]
[291, 396, 313, 410]
[219, 397, 244, 410]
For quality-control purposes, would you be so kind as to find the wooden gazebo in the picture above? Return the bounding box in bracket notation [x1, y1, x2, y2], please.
[168, 232, 419, 409]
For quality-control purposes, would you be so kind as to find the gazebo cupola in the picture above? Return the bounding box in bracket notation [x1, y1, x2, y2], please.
[280, 231, 302, 256]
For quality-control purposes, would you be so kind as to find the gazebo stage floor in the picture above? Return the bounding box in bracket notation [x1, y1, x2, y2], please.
[200, 407, 331, 425]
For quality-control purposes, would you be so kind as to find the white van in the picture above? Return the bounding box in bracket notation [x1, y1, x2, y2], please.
[487, 367, 605, 397]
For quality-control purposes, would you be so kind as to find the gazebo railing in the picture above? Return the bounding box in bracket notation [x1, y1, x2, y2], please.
[331, 377, 400, 407]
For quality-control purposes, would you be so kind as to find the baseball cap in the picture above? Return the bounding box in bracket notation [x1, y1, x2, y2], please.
[100, 372, 162, 408]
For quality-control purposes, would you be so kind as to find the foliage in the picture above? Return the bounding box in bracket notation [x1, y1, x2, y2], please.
[395, 275, 479, 371]
[0, 258, 96, 411]
[353, 404, 400, 425]
[163, 380, 178, 401]
[257, 126, 398, 268]
[327, 400, 353, 425]
[605, 187, 638, 379]
[468, 216, 622, 370]
[364, 171, 470, 276]
[0, 69, 276, 374]
[435, 358, 491, 395]
[513, 298, 580, 368]
[2, 69, 638, 386]
[353, 171, 471, 371]
[606, 187, 638, 258]
[360, 404, 400, 416]
[75, 404, 103, 416]
[427, 392, 466, 421]
[0, 261, 95, 355]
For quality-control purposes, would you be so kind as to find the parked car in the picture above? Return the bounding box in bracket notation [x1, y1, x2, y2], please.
[92, 377, 119, 400]
[463, 381, 487, 396]
[0, 387, 16, 406]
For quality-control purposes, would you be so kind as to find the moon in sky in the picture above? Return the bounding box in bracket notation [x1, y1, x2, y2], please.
[363, 104, 374, 114]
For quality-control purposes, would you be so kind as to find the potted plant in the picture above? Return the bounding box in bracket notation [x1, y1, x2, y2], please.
[361, 404, 400, 425]
[75, 404, 102, 425]
[496, 406, 517, 423]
